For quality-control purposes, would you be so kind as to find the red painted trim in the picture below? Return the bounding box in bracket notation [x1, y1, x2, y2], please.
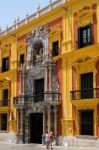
[56, 59, 62, 94]
[48, 17, 62, 28]
[72, 105, 76, 136]
[96, 104, 99, 137]
[92, 4, 97, 44]
[96, 60, 99, 97]
[72, 66, 77, 91]
[73, 20, 78, 50]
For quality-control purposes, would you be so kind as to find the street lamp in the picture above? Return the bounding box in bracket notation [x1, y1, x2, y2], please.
[50, 104, 54, 111]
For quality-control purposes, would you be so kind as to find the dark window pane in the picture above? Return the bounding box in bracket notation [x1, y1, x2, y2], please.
[1, 114, 7, 131]
[81, 72, 93, 99]
[52, 41, 59, 57]
[78, 24, 92, 48]
[20, 54, 24, 65]
[3, 89, 8, 106]
[34, 78, 44, 102]
[2, 57, 9, 72]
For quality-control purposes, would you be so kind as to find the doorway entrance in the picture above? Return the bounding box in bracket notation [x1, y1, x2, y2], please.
[80, 110, 94, 135]
[30, 113, 43, 143]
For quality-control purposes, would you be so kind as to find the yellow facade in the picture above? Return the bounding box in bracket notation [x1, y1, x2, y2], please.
[0, 0, 99, 143]
[60, 0, 99, 137]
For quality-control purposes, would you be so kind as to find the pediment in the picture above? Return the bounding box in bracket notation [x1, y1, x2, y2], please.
[76, 9, 93, 21]
[75, 8, 94, 27]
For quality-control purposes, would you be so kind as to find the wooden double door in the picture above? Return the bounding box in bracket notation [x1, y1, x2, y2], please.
[30, 113, 43, 143]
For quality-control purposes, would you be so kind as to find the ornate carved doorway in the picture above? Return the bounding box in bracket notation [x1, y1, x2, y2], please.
[30, 113, 43, 143]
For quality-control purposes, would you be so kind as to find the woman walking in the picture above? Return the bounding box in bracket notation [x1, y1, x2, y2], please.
[45, 132, 50, 149]
[49, 131, 54, 149]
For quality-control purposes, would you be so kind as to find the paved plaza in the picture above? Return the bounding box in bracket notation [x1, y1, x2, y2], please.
[0, 142, 99, 150]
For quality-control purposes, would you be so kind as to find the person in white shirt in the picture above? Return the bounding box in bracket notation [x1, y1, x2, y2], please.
[45, 132, 50, 149]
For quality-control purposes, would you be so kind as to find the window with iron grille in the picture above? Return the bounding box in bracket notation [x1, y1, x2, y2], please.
[0, 114, 7, 131]
[81, 72, 93, 99]
[52, 40, 59, 57]
[78, 24, 93, 48]
[2, 57, 9, 72]
[3, 89, 9, 106]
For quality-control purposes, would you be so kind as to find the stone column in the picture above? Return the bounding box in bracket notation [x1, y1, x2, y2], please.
[47, 108, 51, 133]
[49, 65, 52, 91]
[18, 74, 21, 94]
[17, 110, 19, 133]
[18, 109, 21, 133]
[22, 73, 25, 94]
[16, 109, 23, 143]
[42, 110, 46, 145]
[43, 110, 46, 134]
[45, 67, 48, 92]
[20, 73, 24, 94]
[54, 107, 57, 136]
[20, 108, 23, 134]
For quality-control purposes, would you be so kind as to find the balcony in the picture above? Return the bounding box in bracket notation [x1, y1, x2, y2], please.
[14, 92, 61, 108]
[0, 0, 67, 37]
[70, 88, 99, 107]
[0, 100, 10, 107]
[33, 56, 43, 66]
[70, 88, 99, 100]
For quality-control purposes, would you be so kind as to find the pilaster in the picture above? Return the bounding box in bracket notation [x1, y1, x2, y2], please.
[61, 58, 73, 136]
[47, 108, 51, 133]
[49, 65, 52, 91]
[54, 107, 57, 136]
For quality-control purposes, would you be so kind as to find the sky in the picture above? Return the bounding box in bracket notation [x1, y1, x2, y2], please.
[0, 0, 51, 30]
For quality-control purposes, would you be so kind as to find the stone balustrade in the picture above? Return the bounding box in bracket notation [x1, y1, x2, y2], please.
[0, 0, 69, 37]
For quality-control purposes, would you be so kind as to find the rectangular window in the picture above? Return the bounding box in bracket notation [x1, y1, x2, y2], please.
[81, 72, 93, 99]
[52, 41, 59, 57]
[3, 89, 8, 106]
[20, 54, 24, 66]
[34, 78, 44, 102]
[2, 57, 9, 72]
[78, 24, 93, 48]
[0, 114, 7, 131]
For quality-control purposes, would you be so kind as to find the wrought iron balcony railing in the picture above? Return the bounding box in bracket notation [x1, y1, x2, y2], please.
[13, 92, 61, 106]
[33, 56, 43, 66]
[70, 88, 99, 100]
[0, 100, 10, 107]
[18, 54, 52, 71]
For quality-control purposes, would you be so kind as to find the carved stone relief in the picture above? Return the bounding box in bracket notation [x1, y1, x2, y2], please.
[27, 26, 49, 67]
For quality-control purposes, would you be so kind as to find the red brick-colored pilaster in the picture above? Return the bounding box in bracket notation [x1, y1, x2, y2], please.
[97, 104, 99, 137]
[73, 13, 78, 50]
[92, 4, 97, 44]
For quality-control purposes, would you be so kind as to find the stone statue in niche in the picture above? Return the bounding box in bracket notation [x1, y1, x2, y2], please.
[31, 27, 44, 64]
[27, 26, 49, 66]
[33, 38, 43, 58]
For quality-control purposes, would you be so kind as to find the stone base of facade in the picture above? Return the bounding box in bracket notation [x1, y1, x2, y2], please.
[42, 135, 58, 146]
[57, 136, 99, 147]
[0, 132, 16, 143]
[15, 134, 99, 147]
[16, 134, 24, 144]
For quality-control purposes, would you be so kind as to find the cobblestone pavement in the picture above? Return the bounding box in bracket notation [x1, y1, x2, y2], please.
[0, 142, 99, 150]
